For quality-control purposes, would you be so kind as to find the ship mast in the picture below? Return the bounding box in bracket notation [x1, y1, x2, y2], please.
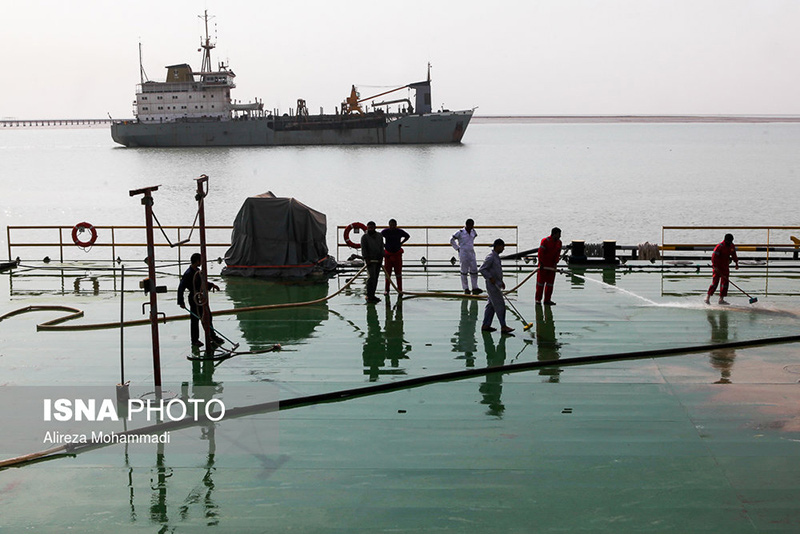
[139, 41, 149, 84]
[199, 10, 215, 73]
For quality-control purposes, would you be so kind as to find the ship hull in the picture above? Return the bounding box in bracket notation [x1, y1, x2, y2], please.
[111, 110, 473, 147]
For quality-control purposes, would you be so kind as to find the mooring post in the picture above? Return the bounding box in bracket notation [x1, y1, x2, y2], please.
[603, 240, 617, 263]
[195, 175, 213, 356]
[129, 185, 163, 395]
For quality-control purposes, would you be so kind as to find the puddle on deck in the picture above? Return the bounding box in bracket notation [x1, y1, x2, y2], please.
[1, 264, 800, 531]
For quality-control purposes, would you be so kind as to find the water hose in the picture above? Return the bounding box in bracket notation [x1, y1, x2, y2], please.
[0, 265, 367, 332]
[183, 305, 237, 348]
[383, 267, 539, 299]
[0, 305, 84, 327]
[0, 265, 539, 330]
[4, 331, 800, 469]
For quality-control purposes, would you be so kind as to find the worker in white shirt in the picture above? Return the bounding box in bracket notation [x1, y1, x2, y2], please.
[450, 218, 482, 295]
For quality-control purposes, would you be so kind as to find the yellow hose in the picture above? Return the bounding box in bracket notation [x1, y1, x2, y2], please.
[1, 265, 367, 332]
[0, 265, 542, 331]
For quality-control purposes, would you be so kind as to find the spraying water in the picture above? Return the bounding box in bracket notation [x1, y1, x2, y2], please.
[567, 270, 659, 306]
[565, 271, 800, 318]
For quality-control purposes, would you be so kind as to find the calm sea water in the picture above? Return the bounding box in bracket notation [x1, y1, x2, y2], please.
[2, 121, 800, 532]
[2, 121, 799, 254]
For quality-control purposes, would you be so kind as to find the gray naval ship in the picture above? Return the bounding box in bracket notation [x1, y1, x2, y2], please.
[111, 12, 473, 148]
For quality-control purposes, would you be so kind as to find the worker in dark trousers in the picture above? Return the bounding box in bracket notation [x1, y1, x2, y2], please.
[479, 238, 514, 334]
[178, 252, 223, 347]
[381, 219, 410, 295]
[536, 227, 562, 305]
[360, 221, 385, 303]
[705, 233, 739, 305]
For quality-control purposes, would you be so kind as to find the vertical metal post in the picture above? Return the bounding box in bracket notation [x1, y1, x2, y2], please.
[195, 175, 213, 355]
[765, 227, 771, 295]
[116, 263, 130, 421]
[177, 227, 182, 268]
[120, 264, 125, 385]
[129, 186, 163, 393]
[425, 228, 429, 264]
[766, 228, 771, 263]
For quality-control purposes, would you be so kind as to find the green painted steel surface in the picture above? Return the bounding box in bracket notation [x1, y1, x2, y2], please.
[1, 264, 799, 531]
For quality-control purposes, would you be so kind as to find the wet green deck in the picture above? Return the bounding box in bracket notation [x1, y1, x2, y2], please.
[1, 263, 800, 531]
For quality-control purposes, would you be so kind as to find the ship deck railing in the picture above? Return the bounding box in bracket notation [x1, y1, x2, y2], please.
[6, 224, 520, 268]
[336, 225, 519, 265]
[6, 225, 234, 266]
[660, 225, 800, 261]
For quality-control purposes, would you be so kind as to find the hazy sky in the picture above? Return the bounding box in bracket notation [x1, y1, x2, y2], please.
[4, 0, 800, 118]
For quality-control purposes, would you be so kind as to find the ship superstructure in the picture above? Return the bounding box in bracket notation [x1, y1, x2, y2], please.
[132, 12, 258, 125]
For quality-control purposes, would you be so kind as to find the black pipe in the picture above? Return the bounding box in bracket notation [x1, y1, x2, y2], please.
[6, 332, 798, 468]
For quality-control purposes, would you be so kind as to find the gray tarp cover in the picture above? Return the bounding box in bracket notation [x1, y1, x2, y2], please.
[222, 192, 333, 277]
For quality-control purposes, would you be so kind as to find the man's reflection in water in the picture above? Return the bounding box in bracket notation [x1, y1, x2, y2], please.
[362, 299, 410, 381]
[707, 310, 736, 384]
[535, 303, 562, 382]
[384, 297, 411, 368]
[150, 441, 171, 526]
[452, 299, 479, 367]
[362, 304, 387, 381]
[480, 331, 507, 418]
[160, 352, 223, 527]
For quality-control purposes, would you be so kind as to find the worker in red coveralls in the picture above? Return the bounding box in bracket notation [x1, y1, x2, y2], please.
[704, 233, 739, 305]
[381, 219, 410, 295]
[536, 227, 562, 306]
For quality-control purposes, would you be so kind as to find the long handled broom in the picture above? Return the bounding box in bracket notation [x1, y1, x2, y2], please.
[499, 289, 534, 331]
[728, 279, 758, 304]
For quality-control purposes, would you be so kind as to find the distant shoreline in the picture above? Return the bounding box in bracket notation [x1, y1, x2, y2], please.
[473, 115, 800, 124]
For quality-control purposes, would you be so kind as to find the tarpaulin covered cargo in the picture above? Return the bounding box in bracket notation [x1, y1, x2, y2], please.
[222, 192, 337, 278]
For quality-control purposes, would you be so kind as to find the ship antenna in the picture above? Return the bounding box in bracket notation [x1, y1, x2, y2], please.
[139, 40, 149, 84]
[199, 9, 216, 73]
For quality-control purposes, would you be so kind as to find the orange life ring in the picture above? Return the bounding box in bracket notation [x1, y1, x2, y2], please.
[343, 222, 367, 249]
[72, 222, 98, 248]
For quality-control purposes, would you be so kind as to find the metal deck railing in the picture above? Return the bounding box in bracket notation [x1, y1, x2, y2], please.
[6, 225, 233, 264]
[661, 226, 800, 262]
[336, 225, 518, 265]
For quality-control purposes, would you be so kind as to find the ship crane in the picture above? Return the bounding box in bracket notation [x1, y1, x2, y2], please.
[343, 84, 409, 115]
[343, 64, 434, 115]
[357, 85, 409, 104]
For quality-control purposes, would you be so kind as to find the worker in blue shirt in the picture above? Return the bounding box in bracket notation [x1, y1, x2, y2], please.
[479, 239, 514, 334]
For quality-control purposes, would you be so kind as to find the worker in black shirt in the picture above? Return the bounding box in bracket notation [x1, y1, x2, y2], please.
[381, 219, 410, 295]
[178, 253, 224, 347]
